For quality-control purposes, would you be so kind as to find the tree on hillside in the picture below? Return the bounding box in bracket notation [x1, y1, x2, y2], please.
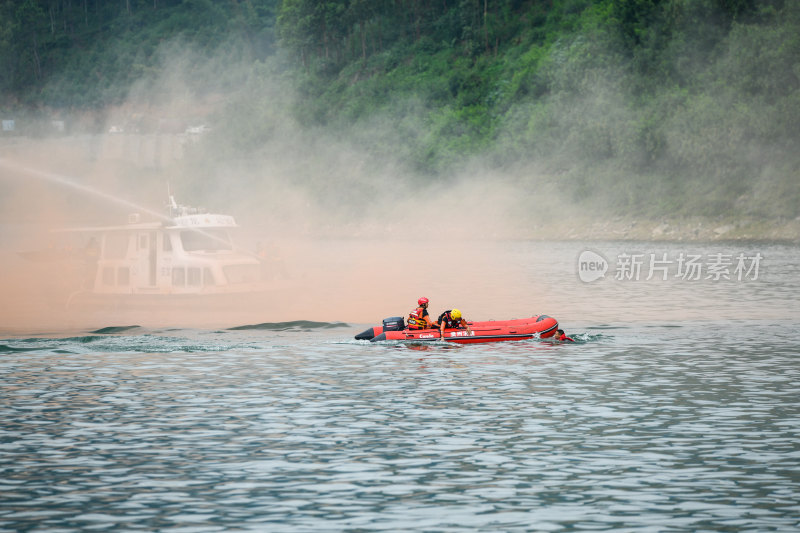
[14, 0, 47, 84]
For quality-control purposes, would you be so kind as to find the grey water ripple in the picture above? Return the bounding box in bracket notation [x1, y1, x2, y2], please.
[1, 319, 799, 532]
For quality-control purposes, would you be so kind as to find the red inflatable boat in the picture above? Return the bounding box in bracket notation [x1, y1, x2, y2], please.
[355, 315, 559, 344]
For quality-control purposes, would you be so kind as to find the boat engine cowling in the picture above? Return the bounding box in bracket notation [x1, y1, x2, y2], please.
[382, 316, 405, 331]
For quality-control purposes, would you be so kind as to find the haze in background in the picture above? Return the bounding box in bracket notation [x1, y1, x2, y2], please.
[0, 127, 550, 332]
[0, 38, 557, 333]
[0, 27, 796, 333]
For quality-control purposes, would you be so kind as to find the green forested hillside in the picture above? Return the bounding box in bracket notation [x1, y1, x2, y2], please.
[2, 0, 799, 221]
[1, 0, 277, 107]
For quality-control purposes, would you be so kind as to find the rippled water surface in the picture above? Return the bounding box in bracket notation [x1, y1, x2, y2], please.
[2, 241, 799, 531]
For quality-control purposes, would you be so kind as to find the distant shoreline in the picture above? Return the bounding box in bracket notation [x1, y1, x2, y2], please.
[525, 215, 800, 243]
[2, 136, 798, 244]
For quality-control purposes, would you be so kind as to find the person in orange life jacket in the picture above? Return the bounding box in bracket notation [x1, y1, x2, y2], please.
[408, 297, 435, 330]
[555, 329, 575, 342]
[437, 308, 472, 337]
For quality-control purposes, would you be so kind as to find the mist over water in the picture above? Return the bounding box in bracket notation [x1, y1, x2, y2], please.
[0, 123, 553, 333]
[0, 31, 797, 334]
[1, 121, 798, 334]
[1, 207, 797, 333]
[0, 135, 797, 333]
[1, 25, 797, 332]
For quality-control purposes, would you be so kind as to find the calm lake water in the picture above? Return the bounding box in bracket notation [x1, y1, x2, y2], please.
[1, 240, 799, 531]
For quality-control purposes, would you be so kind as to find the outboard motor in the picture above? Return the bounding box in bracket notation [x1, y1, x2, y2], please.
[382, 316, 405, 332]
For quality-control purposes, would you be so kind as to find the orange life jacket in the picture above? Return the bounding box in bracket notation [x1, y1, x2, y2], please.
[407, 307, 429, 330]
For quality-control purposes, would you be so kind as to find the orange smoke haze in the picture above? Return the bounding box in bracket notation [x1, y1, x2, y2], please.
[3, 134, 792, 336]
[0, 135, 560, 334]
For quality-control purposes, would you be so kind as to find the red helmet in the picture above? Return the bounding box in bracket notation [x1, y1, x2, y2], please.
[418, 297, 429, 306]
